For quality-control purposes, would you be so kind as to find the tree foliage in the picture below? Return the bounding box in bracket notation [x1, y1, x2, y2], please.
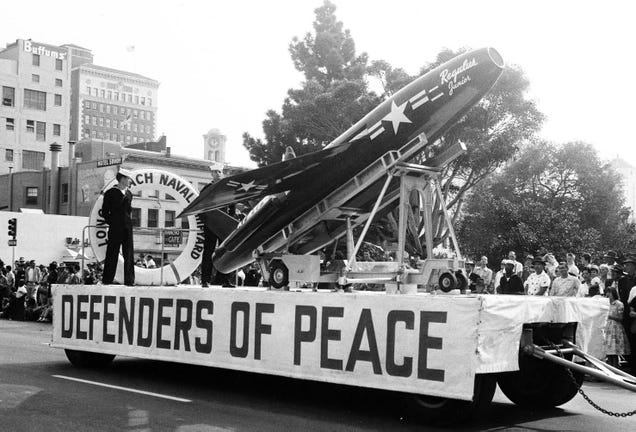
[243, 0, 379, 166]
[458, 141, 636, 261]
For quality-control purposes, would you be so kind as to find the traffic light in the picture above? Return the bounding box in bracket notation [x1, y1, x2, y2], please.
[7, 218, 17, 239]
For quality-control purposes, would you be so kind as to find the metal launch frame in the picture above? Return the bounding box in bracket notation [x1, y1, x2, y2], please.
[258, 133, 470, 292]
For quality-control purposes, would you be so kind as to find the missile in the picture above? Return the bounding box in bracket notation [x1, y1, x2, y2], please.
[180, 47, 505, 273]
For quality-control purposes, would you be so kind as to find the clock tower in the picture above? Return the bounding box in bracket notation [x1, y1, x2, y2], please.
[203, 128, 227, 167]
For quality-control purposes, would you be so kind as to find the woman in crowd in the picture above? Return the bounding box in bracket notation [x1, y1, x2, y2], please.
[543, 253, 558, 279]
[604, 287, 630, 368]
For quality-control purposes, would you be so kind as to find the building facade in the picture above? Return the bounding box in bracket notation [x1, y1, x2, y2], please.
[70, 59, 159, 146]
[611, 157, 636, 223]
[0, 39, 72, 175]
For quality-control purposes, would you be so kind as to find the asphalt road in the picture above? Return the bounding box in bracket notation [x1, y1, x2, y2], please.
[1, 319, 635, 432]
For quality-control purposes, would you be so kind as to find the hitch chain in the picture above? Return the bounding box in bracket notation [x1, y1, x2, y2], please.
[547, 341, 636, 417]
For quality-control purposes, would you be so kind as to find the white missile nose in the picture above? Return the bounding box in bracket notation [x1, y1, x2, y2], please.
[487, 47, 505, 68]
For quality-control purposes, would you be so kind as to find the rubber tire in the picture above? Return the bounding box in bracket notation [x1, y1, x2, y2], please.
[497, 354, 583, 408]
[269, 260, 289, 289]
[65, 349, 115, 369]
[406, 374, 497, 425]
[438, 272, 457, 293]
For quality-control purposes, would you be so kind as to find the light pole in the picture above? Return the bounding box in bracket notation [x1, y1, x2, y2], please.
[68, 140, 76, 215]
[8, 165, 13, 212]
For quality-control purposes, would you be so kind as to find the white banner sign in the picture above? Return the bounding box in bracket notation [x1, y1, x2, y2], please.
[52, 286, 481, 400]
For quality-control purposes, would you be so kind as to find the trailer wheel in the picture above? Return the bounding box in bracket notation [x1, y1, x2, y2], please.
[406, 374, 496, 425]
[269, 260, 289, 289]
[438, 272, 457, 292]
[65, 349, 115, 369]
[497, 354, 583, 408]
[455, 271, 468, 291]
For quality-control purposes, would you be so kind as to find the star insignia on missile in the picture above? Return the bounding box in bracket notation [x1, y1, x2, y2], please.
[237, 180, 257, 192]
[383, 100, 412, 134]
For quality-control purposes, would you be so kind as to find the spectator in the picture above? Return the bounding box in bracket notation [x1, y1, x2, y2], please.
[474, 256, 493, 292]
[604, 251, 619, 285]
[493, 260, 506, 293]
[521, 255, 535, 282]
[67, 265, 81, 284]
[135, 253, 146, 268]
[524, 257, 551, 296]
[56, 264, 70, 284]
[145, 255, 157, 269]
[549, 262, 580, 296]
[497, 260, 524, 295]
[5, 265, 15, 290]
[507, 251, 523, 277]
[543, 253, 558, 279]
[604, 287, 631, 368]
[578, 268, 592, 297]
[0, 268, 10, 302]
[588, 265, 603, 296]
[24, 260, 41, 300]
[566, 253, 579, 278]
[618, 255, 636, 372]
[598, 264, 610, 292]
[581, 253, 592, 269]
[244, 263, 262, 287]
[0, 286, 27, 320]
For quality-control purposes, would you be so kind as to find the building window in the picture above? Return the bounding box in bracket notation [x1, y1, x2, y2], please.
[54, 94, 62, 106]
[99, 118, 104, 126]
[24, 89, 46, 110]
[100, 89, 105, 98]
[132, 124, 137, 132]
[92, 88, 98, 97]
[91, 117, 97, 126]
[36, 121, 46, 141]
[91, 102, 97, 110]
[165, 193, 176, 201]
[107, 91, 112, 100]
[165, 210, 175, 227]
[53, 123, 61, 136]
[127, 94, 132, 103]
[55, 59, 63, 71]
[5, 149, 13, 161]
[25, 187, 39, 205]
[32, 74, 40, 83]
[6, 118, 14, 131]
[91, 130, 96, 138]
[131, 208, 141, 227]
[22, 151, 44, 170]
[32, 54, 40, 66]
[84, 101, 91, 109]
[99, 103, 104, 112]
[148, 98, 152, 106]
[134, 95, 139, 104]
[133, 109, 138, 118]
[114, 92, 119, 100]
[84, 115, 90, 124]
[3, 86, 15, 106]
[86, 86, 91, 94]
[147, 208, 158, 228]
[113, 119, 118, 129]
[180, 218, 189, 230]
[149, 189, 159, 198]
[146, 125, 151, 134]
[105, 118, 111, 128]
[106, 105, 111, 114]
[55, 78, 63, 87]
[61, 183, 69, 203]
[26, 120, 35, 133]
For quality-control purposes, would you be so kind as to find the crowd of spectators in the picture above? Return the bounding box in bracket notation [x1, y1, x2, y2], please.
[465, 250, 636, 372]
[0, 257, 102, 322]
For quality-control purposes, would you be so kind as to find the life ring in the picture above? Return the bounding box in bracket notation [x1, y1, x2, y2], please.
[89, 168, 205, 285]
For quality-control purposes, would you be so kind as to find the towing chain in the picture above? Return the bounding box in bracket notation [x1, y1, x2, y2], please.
[547, 341, 636, 417]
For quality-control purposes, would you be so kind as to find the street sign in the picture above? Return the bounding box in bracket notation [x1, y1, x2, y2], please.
[163, 230, 183, 247]
[8, 239, 16, 246]
[96, 157, 123, 168]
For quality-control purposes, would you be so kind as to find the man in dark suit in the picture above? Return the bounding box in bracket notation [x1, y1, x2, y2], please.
[101, 170, 135, 285]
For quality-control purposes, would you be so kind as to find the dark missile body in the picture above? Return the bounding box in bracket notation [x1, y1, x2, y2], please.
[184, 48, 504, 273]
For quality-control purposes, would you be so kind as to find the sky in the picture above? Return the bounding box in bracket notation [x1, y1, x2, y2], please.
[2, 0, 635, 168]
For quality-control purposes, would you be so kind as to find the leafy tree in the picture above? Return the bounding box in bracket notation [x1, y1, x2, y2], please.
[458, 140, 636, 261]
[413, 49, 544, 252]
[243, 0, 379, 166]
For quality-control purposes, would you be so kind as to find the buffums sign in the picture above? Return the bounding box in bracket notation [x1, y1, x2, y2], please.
[51, 285, 481, 400]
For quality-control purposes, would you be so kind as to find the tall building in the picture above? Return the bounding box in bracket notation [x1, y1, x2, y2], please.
[611, 157, 636, 222]
[69, 54, 159, 146]
[0, 39, 72, 175]
[203, 128, 226, 169]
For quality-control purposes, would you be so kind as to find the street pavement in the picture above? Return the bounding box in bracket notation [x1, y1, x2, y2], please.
[1, 319, 635, 431]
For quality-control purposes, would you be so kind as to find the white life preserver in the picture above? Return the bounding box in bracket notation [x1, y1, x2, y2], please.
[89, 168, 205, 285]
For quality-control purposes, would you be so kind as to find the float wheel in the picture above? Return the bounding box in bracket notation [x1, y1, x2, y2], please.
[405, 374, 496, 424]
[455, 271, 468, 291]
[65, 349, 115, 369]
[438, 272, 457, 292]
[497, 354, 583, 408]
[269, 260, 289, 289]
